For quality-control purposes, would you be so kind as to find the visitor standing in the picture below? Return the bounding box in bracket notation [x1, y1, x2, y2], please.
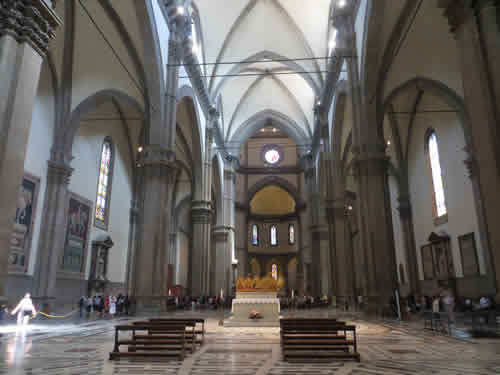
[11, 293, 36, 326]
[78, 296, 86, 318]
[109, 295, 116, 318]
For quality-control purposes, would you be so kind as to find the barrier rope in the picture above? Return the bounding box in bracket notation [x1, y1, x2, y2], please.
[37, 310, 77, 319]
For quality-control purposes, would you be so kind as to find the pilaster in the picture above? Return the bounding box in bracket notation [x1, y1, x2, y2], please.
[0, 0, 61, 303]
[132, 145, 177, 312]
[353, 153, 397, 313]
[32, 161, 72, 309]
[441, 0, 500, 300]
[397, 195, 419, 295]
[191, 200, 212, 296]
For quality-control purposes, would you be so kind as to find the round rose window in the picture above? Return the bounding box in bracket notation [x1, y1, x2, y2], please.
[264, 148, 281, 164]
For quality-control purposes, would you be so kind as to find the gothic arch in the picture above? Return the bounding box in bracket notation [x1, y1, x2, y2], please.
[246, 176, 304, 209]
[63, 89, 145, 164]
[382, 77, 473, 147]
[227, 110, 310, 157]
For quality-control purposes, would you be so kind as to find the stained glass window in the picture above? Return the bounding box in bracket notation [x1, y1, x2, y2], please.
[95, 138, 113, 227]
[272, 264, 278, 280]
[252, 224, 259, 246]
[289, 224, 295, 245]
[264, 149, 280, 164]
[427, 131, 447, 219]
[270, 225, 278, 246]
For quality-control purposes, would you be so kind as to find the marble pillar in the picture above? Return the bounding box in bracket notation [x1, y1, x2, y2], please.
[191, 201, 212, 296]
[32, 161, 72, 309]
[223, 158, 237, 294]
[213, 226, 230, 297]
[190, 126, 215, 296]
[354, 155, 397, 313]
[397, 195, 419, 295]
[0, 1, 61, 303]
[441, 0, 500, 299]
[133, 146, 176, 312]
[125, 202, 139, 295]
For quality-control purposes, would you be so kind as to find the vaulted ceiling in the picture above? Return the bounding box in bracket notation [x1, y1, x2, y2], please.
[193, 0, 334, 143]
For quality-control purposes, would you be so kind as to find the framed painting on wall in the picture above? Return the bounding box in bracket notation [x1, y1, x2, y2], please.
[459, 232, 479, 277]
[62, 193, 92, 274]
[9, 174, 39, 273]
[421, 244, 434, 280]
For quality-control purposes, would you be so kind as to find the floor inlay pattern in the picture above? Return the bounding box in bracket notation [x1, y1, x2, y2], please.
[1, 311, 500, 374]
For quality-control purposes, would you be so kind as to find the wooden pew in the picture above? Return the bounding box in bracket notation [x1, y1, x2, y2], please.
[109, 323, 186, 360]
[133, 320, 197, 352]
[148, 318, 205, 345]
[280, 318, 360, 362]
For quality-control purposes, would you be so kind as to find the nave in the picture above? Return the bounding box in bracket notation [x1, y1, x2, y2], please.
[1, 311, 500, 375]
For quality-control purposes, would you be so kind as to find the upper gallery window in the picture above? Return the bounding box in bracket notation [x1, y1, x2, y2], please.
[262, 144, 282, 166]
[270, 225, 278, 246]
[426, 130, 447, 223]
[288, 224, 295, 245]
[252, 224, 259, 246]
[272, 263, 278, 280]
[95, 137, 114, 229]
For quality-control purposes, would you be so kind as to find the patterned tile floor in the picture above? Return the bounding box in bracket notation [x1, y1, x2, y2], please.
[1, 310, 500, 374]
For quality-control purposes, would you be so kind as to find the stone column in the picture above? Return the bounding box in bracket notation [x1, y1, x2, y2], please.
[304, 157, 328, 296]
[397, 195, 419, 294]
[0, 0, 61, 303]
[125, 202, 139, 295]
[191, 201, 212, 296]
[441, 0, 500, 299]
[190, 125, 215, 296]
[354, 154, 397, 313]
[213, 226, 230, 296]
[223, 157, 237, 295]
[32, 161, 72, 308]
[132, 146, 177, 312]
[475, 1, 500, 139]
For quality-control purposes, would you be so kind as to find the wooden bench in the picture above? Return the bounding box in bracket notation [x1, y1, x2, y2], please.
[148, 318, 205, 344]
[133, 320, 197, 352]
[110, 323, 187, 360]
[280, 318, 360, 362]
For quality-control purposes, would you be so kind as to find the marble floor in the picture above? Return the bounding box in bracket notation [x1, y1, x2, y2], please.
[1, 310, 500, 374]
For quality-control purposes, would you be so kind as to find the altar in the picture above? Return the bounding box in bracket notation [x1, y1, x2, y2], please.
[224, 276, 281, 327]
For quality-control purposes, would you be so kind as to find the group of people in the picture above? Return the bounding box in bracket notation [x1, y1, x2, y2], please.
[78, 294, 130, 318]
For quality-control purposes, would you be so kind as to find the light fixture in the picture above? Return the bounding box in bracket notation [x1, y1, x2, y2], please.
[272, 128, 277, 133]
[138, 146, 143, 153]
[386, 140, 391, 146]
[177, 5, 184, 15]
[338, 0, 347, 7]
[260, 128, 265, 132]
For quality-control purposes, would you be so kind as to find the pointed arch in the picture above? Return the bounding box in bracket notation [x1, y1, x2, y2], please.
[64, 89, 145, 164]
[227, 110, 310, 156]
[211, 50, 320, 99]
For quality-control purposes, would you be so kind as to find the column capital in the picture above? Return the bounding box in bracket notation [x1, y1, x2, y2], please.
[191, 200, 212, 223]
[137, 144, 176, 167]
[212, 226, 231, 241]
[0, 0, 62, 56]
[47, 159, 72, 184]
[439, 0, 476, 34]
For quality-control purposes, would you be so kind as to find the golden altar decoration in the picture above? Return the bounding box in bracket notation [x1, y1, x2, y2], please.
[236, 275, 283, 292]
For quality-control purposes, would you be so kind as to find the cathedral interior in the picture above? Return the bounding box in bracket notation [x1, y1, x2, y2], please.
[1, 0, 500, 374]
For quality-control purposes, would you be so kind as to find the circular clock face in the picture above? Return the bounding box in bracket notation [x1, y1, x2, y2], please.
[264, 148, 281, 164]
